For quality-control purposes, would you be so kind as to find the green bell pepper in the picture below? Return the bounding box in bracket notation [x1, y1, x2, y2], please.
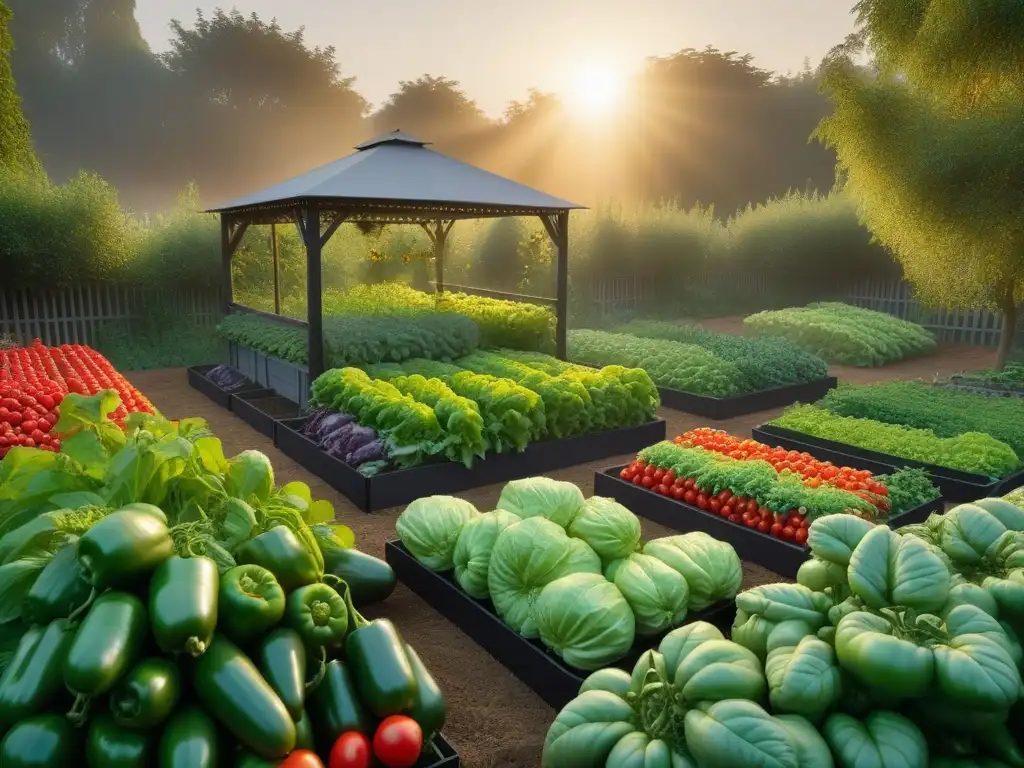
[732, 584, 829, 661]
[157, 705, 220, 768]
[775, 714, 835, 768]
[942, 504, 1008, 565]
[294, 710, 316, 752]
[86, 710, 154, 767]
[235, 753, 279, 768]
[605, 731, 697, 768]
[822, 711, 927, 768]
[580, 667, 633, 699]
[765, 619, 841, 721]
[149, 555, 219, 657]
[218, 564, 286, 646]
[834, 609, 934, 699]
[109, 657, 181, 729]
[346, 618, 418, 718]
[23, 545, 92, 624]
[658, 621, 725, 676]
[0, 619, 75, 728]
[192, 634, 296, 759]
[235, 526, 320, 591]
[847, 525, 951, 613]
[307, 660, 370, 742]
[984, 569, 1024, 622]
[807, 514, 874, 566]
[322, 546, 397, 607]
[405, 644, 446, 741]
[671, 639, 766, 705]
[684, 699, 798, 768]
[76, 508, 175, 591]
[796, 557, 847, 593]
[0, 714, 78, 767]
[64, 591, 148, 723]
[942, 581, 1000, 620]
[285, 583, 349, 648]
[256, 628, 308, 720]
[542, 690, 637, 768]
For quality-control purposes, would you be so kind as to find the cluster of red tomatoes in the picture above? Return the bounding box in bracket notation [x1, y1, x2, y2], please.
[0, 340, 156, 457]
[619, 460, 811, 544]
[675, 428, 890, 512]
[279, 715, 424, 768]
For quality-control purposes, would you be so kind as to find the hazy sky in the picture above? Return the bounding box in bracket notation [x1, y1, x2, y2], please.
[135, 0, 859, 115]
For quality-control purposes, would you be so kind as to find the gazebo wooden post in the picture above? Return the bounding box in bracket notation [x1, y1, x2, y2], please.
[220, 214, 249, 313]
[555, 212, 569, 360]
[422, 220, 455, 295]
[302, 203, 325, 381]
[271, 223, 281, 314]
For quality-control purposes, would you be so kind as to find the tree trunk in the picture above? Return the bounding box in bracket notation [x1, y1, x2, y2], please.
[996, 290, 1019, 372]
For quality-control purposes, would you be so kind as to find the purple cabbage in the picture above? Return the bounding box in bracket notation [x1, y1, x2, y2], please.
[347, 438, 385, 465]
[302, 407, 389, 470]
[207, 365, 248, 391]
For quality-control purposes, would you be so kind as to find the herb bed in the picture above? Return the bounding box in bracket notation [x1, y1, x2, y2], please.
[186, 364, 265, 410]
[384, 540, 736, 711]
[752, 423, 1024, 502]
[593, 465, 944, 578]
[655, 376, 838, 420]
[276, 416, 666, 512]
[229, 390, 302, 440]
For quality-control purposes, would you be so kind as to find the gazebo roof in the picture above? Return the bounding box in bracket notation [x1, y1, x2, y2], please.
[207, 130, 585, 219]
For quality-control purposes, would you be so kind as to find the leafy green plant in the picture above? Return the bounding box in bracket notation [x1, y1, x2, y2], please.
[771, 404, 1021, 477]
[611, 319, 829, 391]
[435, 292, 555, 353]
[568, 329, 741, 397]
[744, 302, 936, 366]
[819, 381, 1024, 458]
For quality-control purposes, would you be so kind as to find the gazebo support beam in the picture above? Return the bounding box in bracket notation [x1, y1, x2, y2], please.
[540, 212, 570, 360]
[220, 216, 250, 313]
[421, 220, 455, 294]
[270, 223, 281, 315]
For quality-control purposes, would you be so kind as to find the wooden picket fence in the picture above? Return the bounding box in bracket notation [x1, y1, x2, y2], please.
[0, 286, 223, 348]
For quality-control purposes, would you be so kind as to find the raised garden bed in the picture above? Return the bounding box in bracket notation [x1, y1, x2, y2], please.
[593, 465, 945, 578]
[186, 364, 265, 410]
[656, 376, 838, 420]
[276, 416, 667, 513]
[418, 733, 460, 768]
[229, 390, 301, 441]
[228, 342, 310, 409]
[385, 540, 736, 711]
[752, 423, 1024, 503]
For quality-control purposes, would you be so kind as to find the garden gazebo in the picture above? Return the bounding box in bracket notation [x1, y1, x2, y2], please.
[207, 130, 585, 380]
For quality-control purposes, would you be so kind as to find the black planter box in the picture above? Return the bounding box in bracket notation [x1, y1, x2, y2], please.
[229, 390, 301, 441]
[419, 733, 460, 768]
[275, 417, 667, 513]
[657, 377, 838, 420]
[385, 540, 736, 711]
[593, 465, 945, 579]
[186, 365, 264, 410]
[753, 423, 1024, 502]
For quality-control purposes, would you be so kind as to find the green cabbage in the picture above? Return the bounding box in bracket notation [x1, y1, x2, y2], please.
[495, 477, 585, 529]
[451, 510, 521, 598]
[643, 532, 743, 611]
[487, 517, 601, 638]
[226, 450, 275, 504]
[567, 496, 642, 561]
[534, 573, 636, 670]
[395, 495, 479, 571]
[608, 553, 689, 636]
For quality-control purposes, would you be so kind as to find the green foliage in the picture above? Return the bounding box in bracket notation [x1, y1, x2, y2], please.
[819, 381, 1024, 458]
[568, 329, 741, 397]
[0, 1, 41, 178]
[216, 309, 480, 368]
[771, 404, 1021, 477]
[960, 363, 1024, 388]
[743, 302, 936, 367]
[387, 374, 487, 467]
[611, 319, 829, 391]
[132, 183, 221, 289]
[435, 293, 555, 352]
[96, 323, 222, 372]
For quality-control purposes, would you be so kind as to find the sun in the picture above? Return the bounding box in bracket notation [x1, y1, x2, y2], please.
[567, 63, 627, 117]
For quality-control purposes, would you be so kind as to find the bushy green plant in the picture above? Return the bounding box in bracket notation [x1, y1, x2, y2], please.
[133, 183, 221, 289]
[744, 302, 936, 366]
[612, 319, 829, 391]
[436, 292, 555, 352]
[819, 381, 1024, 458]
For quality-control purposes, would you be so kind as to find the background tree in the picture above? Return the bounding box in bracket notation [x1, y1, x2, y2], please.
[0, 1, 42, 177]
[372, 75, 489, 147]
[815, 0, 1024, 368]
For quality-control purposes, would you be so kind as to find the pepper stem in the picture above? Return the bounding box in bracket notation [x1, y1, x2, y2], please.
[185, 636, 207, 657]
[68, 588, 97, 625]
[325, 575, 369, 629]
[239, 575, 260, 594]
[310, 601, 332, 626]
[66, 695, 92, 727]
[305, 647, 327, 694]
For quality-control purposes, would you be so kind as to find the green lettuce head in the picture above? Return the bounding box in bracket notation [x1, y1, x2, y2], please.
[487, 517, 601, 638]
[452, 509, 521, 598]
[226, 450, 275, 504]
[495, 477, 585, 529]
[396, 495, 479, 571]
[568, 496, 642, 561]
[534, 572, 636, 670]
[607, 553, 689, 636]
[644, 532, 742, 612]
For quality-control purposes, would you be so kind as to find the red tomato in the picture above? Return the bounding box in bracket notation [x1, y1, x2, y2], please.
[652, 468, 665, 482]
[670, 486, 685, 501]
[770, 522, 783, 537]
[655, 484, 670, 496]
[641, 476, 655, 489]
[330, 732, 372, 768]
[709, 498, 722, 514]
[280, 750, 325, 768]
[757, 520, 771, 533]
[781, 526, 796, 541]
[695, 493, 709, 510]
[794, 527, 809, 545]
[619, 469, 634, 480]
[36, 394, 54, 410]
[788, 514, 804, 528]
[717, 490, 733, 505]
[683, 490, 697, 505]
[744, 516, 760, 529]
[728, 513, 743, 524]
[644, 466, 657, 477]
[373, 716, 422, 768]
[632, 474, 644, 486]
[19, 420, 37, 434]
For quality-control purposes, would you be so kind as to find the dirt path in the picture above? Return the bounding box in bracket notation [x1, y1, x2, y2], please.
[126, 344, 993, 766]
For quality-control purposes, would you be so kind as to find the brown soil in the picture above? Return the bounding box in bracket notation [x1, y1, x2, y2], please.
[126, 344, 994, 767]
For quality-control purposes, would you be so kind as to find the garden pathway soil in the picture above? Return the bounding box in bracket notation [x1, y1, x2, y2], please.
[126, 346, 994, 767]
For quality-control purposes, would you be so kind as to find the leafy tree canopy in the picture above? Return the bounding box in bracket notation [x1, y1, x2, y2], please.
[815, 0, 1024, 367]
[0, 0, 42, 177]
